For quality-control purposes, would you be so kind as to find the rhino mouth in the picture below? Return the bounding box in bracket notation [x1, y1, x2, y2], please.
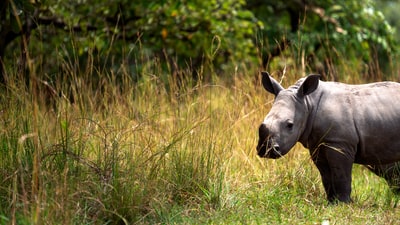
[256, 141, 282, 159]
[257, 124, 283, 158]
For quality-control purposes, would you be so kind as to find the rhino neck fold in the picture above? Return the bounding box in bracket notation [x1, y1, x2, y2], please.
[298, 90, 323, 149]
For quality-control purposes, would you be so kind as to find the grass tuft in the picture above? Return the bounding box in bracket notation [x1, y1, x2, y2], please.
[0, 46, 399, 224]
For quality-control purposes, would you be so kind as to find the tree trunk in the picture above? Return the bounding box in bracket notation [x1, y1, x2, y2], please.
[0, 50, 5, 85]
[0, 0, 8, 84]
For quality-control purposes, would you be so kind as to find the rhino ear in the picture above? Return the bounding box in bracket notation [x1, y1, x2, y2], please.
[261, 72, 284, 96]
[298, 74, 320, 96]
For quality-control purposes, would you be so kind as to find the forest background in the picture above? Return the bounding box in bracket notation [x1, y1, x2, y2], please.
[1, 0, 400, 224]
[2, 0, 400, 83]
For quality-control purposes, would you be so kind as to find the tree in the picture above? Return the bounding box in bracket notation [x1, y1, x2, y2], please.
[1, 0, 261, 84]
[247, 0, 397, 79]
[0, 0, 37, 83]
[0, 0, 397, 85]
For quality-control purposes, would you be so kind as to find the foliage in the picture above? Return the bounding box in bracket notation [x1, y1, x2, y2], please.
[1, 0, 261, 83]
[248, 0, 398, 79]
[1, 0, 399, 83]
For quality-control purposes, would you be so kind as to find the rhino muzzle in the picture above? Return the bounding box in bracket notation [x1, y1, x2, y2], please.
[257, 142, 282, 159]
[257, 124, 282, 159]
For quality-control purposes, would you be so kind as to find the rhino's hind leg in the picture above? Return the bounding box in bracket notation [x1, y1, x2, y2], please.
[367, 163, 400, 194]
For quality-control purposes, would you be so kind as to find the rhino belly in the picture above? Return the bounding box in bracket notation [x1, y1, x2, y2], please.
[355, 123, 400, 165]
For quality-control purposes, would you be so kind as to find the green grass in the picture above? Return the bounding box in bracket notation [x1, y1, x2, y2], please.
[0, 62, 399, 224]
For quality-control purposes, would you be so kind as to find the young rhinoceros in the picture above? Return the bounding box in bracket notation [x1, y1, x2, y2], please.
[257, 72, 400, 203]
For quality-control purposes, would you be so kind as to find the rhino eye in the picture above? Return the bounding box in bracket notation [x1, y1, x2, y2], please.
[286, 121, 294, 129]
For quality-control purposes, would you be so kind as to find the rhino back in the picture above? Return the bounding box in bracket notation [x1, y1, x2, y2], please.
[306, 81, 400, 165]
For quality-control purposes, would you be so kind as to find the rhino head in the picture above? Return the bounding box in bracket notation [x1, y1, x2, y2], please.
[257, 72, 320, 158]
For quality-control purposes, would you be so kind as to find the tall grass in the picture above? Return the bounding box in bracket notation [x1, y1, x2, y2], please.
[0, 55, 253, 223]
[1, 42, 399, 224]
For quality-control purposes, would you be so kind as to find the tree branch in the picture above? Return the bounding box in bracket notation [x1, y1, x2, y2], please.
[291, 0, 345, 34]
[306, 5, 345, 34]
[36, 16, 98, 32]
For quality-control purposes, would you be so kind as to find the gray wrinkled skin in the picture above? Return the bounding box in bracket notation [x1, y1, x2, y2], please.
[257, 72, 400, 203]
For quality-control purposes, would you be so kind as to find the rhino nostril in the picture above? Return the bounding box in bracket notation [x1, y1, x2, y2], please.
[272, 144, 280, 153]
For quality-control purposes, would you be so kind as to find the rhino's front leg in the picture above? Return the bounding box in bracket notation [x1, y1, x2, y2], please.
[311, 146, 353, 203]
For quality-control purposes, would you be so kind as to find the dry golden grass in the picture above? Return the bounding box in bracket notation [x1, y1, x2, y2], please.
[0, 59, 399, 224]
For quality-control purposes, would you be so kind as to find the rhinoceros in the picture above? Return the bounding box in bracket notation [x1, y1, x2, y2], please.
[257, 71, 400, 203]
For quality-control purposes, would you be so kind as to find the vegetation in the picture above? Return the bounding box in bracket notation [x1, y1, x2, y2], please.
[1, 0, 400, 224]
[1, 59, 399, 224]
[1, 0, 399, 81]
